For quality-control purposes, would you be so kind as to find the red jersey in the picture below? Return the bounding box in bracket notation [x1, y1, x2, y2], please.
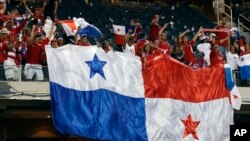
[150, 23, 161, 41]
[210, 49, 224, 67]
[5, 41, 20, 65]
[135, 39, 147, 56]
[216, 25, 228, 46]
[27, 43, 44, 64]
[183, 40, 195, 63]
[8, 20, 27, 39]
[159, 41, 171, 55]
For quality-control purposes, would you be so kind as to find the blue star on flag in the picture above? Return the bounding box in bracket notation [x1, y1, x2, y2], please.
[86, 54, 107, 79]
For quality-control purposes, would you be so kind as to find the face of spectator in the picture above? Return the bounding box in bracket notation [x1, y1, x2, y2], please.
[81, 36, 88, 43]
[144, 45, 151, 53]
[198, 55, 204, 60]
[8, 35, 15, 42]
[213, 45, 220, 52]
[34, 37, 40, 45]
[6, 21, 14, 29]
[161, 33, 167, 40]
[35, 9, 42, 16]
[211, 37, 216, 43]
[10, 9, 19, 17]
[51, 41, 58, 48]
[58, 39, 64, 46]
[154, 39, 159, 47]
[24, 28, 31, 36]
[183, 36, 188, 43]
[154, 15, 159, 23]
[230, 46, 236, 54]
[233, 41, 239, 48]
[130, 20, 136, 26]
[104, 41, 110, 47]
[128, 39, 134, 46]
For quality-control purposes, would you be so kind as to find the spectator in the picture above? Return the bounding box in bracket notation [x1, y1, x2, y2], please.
[4, 34, 20, 81]
[171, 46, 185, 63]
[215, 17, 229, 58]
[150, 14, 161, 41]
[25, 26, 45, 81]
[5, 18, 27, 39]
[178, 27, 202, 65]
[122, 36, 135, 56]
[210, 44, 224, 67]
[141, 43, 154, 68]
[127, 19, 142, 41]
[197, 33, 211, 65]
[75, 34, 91, 46]
[190, 52, 208, 69]
[102, 40, 112, 53]
[157, 23, 171, 55]
[238, 36, 249, 56]
[51, 39, 58, 48]
[226, 44, 239, 71]
[57, 37, 64, 47]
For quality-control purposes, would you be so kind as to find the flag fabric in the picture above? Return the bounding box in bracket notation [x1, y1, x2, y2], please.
[224, 64, 242, 110]
[113, 24, 126, 45]
[238, 54, 250, 80]
[125, 25, 136, 35]
[60, 17, 101, 38]
[46, 44, 235, 141]
[43, 18, 56, 40]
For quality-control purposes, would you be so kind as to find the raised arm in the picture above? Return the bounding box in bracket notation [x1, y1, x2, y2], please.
[191, 27, 203, 42]
[27, 25, 36, 46]
[178, 30, 190, 43]
[23, 0, 33, 15]
[47, 22, 55, 40]
[74, 26, 81, 44]
[158, 23, 168, 41]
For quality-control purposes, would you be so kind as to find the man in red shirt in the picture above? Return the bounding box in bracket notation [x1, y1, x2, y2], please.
[150, 14, 161, 41]
[215, 17, 229, 58]
[178, 27, 202, 65]
[210, 44, 224, 67]
[157, 23, 171, 55]
[5, 19, 27, 39]
[25, 35, 45, 81]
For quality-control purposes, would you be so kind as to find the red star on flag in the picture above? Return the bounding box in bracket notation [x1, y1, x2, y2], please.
[181, 115, 200, 140]
[117, 28, 120, 32]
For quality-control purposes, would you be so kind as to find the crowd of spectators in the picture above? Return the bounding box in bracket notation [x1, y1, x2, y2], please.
[0, 0, 249, 85]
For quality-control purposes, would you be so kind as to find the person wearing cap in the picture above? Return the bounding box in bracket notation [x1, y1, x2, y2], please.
[178, 27, 203, 65]
[189, 52, 208, 69]
[74, 27, 92, 46]
[57, 37, 64, 47]
[122, 36, 135, 56]
[197, 32, 211, 65]
[210, 44, 224, 67]
[0, 27, 9, 40]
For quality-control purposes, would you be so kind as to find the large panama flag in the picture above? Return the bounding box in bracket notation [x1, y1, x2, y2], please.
[46, 44, 236, 141]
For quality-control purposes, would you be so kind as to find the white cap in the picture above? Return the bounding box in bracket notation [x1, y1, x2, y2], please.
[0, 28, 10, 34]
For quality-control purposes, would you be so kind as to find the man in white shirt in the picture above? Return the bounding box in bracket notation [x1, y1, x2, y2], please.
[123, 36, 135, 56]
[226, 46, 239, 70]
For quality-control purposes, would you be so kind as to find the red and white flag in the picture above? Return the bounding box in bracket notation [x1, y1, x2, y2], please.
[113, 24, 126, 45]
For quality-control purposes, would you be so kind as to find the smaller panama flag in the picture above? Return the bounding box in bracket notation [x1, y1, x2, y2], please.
[112, 24, 126, 45]
[224, 64, 242, 110]
[59, 17, 102, 38]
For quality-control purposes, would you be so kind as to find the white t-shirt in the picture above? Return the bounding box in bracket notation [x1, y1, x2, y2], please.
[123, 43, 135, 56]
[197, 43, 211, 65]
[226, 52, 239, 70]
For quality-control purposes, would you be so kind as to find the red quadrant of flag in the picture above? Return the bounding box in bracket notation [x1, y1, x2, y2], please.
[143, 55, 230, 102]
